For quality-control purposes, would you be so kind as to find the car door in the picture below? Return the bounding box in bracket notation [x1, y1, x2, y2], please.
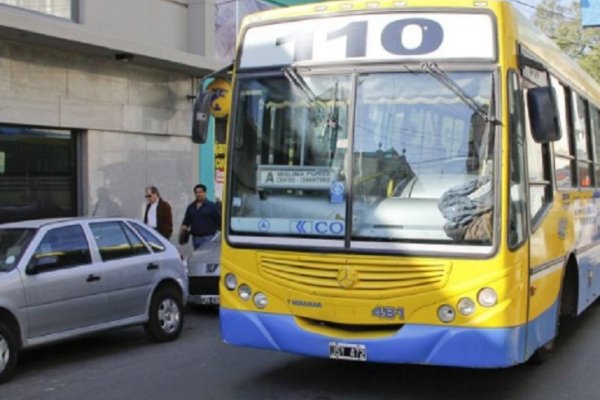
[88, 221, 157, 322]
[21, 224, 106, 339]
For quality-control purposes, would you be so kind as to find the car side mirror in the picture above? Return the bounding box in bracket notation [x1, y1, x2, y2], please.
[191, 90, 212, 144]
[527, 87, 561, 143]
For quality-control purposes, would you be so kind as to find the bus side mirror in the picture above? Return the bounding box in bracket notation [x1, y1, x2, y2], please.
[191, 90, 212, 144]
[527, 87, 561, 143]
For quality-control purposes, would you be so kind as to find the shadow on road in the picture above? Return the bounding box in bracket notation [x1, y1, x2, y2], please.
[244, 304, 600, 400]
[14, 305, 219, 378]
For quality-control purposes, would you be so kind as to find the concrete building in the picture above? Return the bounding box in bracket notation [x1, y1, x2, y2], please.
[0, 0, 323, 245]
[0, 0, 222, 235]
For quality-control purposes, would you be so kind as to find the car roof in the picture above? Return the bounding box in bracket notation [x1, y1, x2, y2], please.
[0, 217, 142, 229]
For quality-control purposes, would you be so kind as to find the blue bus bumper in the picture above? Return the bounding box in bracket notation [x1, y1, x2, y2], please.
[220, 304, 557, 368]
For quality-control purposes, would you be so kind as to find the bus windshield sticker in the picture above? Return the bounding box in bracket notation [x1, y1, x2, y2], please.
[257, 165, 338, 190]
[330, 181, 345, 204]
[231, 218, 345, 236]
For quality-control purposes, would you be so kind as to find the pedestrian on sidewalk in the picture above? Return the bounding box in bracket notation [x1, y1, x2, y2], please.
[180, 184, 221, 250]
[143, 185, 173, 239]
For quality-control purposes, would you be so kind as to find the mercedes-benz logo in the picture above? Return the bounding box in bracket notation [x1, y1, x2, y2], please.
[336, 266, 357, 289]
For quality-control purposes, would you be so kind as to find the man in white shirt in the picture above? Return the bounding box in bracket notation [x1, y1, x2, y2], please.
[143, 186, 173, 239]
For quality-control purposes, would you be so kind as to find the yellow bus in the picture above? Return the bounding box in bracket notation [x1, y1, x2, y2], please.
[193, 0, 600, 367]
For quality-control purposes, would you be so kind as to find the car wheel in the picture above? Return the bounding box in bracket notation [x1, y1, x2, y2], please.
[145, 287, 184, 342]
[0, 321, 18, 384]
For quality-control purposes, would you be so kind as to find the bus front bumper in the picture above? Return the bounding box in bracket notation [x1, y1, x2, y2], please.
[220, 308, 540, 368]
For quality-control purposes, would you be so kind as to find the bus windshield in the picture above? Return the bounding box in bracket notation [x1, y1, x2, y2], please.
[229, 70, 495, 246]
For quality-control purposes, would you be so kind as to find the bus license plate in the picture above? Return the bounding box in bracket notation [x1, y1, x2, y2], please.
[329, 342, 367, 361]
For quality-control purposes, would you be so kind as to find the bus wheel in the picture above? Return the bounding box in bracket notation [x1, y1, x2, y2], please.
[529, 339, 554, 365]
[529, 261, 576, 365]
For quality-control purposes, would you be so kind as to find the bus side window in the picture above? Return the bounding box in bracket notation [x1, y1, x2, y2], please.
[523, 75, 553, 229]
[551, 77, 576, 189]
[571, 92, 593, 187]
[589, 106, 600, 186]
[508, 72, 527, 248]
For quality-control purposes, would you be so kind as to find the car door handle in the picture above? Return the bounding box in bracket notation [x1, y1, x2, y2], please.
[86, 274, 101, 282]
[147, 263, 159, 271]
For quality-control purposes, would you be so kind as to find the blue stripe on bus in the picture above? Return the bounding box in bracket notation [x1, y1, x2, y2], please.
[220, 301, 559, 368]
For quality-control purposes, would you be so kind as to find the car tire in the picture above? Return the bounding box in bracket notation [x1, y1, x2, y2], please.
[144, 287, 184, 342]
[0, 321, 18, 384]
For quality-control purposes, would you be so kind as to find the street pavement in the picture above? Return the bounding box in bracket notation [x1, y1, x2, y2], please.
[1, 304, 599, 400]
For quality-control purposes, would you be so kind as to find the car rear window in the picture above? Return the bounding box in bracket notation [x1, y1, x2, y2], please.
[90, 221, 150, 261]
[129, 222, 166, 253]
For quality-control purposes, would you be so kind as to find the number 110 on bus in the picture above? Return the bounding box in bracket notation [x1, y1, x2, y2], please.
[275, 18, 444, 62]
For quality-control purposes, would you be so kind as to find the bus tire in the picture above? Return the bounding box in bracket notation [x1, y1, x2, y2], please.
[0, 321, 18, 384]
[530, 260, 577, 365]
[529, 339, 554, 365]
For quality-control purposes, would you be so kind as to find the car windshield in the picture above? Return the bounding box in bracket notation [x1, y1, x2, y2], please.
[0, 228, 36, 271]
[228, 70, 495, 246]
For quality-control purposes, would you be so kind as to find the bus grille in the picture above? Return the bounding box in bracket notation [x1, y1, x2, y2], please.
[258, 253, 451, 298]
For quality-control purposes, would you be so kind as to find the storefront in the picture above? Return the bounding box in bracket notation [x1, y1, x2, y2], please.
[0, 126, 77, 223]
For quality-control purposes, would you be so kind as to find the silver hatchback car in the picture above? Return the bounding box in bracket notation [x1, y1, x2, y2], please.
[0, 217, 188, 383]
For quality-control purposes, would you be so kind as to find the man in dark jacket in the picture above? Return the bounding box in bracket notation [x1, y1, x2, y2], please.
[180, 184, 221, 249]
[144, 186, 173, 239]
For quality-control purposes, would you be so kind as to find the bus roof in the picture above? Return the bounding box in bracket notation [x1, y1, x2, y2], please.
[239, 0, 600, 107]
[512, 8, 600, 106]
[241, 0, 504, 24]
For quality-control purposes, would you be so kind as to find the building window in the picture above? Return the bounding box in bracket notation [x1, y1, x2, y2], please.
[0, 126, 78, 223]
[0, 0, 76, 21]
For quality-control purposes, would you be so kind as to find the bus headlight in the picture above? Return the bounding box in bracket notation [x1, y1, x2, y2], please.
[477, 288, 498, 307]
[238, 284, 252, 301]
[457, 297, 476, 316]
[253, 292, 268, 309]
[437, 305, 455, 323]
[224, 273, 237, 290]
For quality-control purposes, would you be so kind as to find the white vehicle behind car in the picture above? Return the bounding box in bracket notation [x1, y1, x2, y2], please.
[0, 217, 188, 383]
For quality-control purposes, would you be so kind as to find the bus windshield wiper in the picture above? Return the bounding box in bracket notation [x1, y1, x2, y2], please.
[283, 66, 317, 103]
[420, 62, 501, 125]
[284, 66, 341, 166]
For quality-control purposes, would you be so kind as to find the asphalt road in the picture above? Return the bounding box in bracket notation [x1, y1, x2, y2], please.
[2, 304, 599, 400]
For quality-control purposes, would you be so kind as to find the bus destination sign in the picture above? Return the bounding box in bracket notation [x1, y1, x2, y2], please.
[240, 13, 495, 68]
